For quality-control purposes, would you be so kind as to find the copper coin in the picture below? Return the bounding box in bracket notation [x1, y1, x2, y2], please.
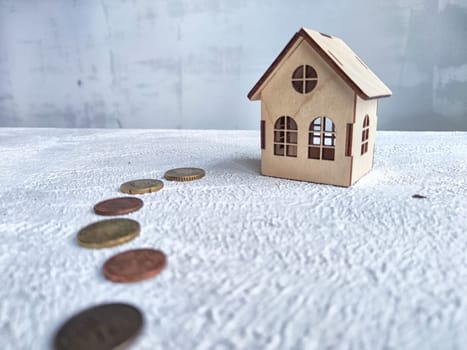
[94, 197, 143, 216]
[103, 249, 167, 283]
[54, 303, 143, 350]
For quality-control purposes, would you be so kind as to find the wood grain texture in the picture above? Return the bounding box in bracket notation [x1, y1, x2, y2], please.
[259, 38, 355, 186]
[0, 128, 466, 349]
[251, 28, 391, 187]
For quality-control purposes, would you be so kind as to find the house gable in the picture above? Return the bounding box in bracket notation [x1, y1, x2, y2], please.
[248, 28, 392, 101]
[260, 38, 355, 126]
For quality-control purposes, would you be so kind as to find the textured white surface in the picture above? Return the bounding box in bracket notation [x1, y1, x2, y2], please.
[0, 128, 466, 350]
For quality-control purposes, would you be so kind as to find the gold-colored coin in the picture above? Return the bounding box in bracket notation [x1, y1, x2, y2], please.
[77, 219, 140, 249]
[120, 179, 164, 194]
[164, 167, 206, 182]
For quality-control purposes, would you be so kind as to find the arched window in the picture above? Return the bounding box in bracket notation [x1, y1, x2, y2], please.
[274, 116, 297, 157]
[308, 117, 336, 161]
[291, 65, 318, 94]
[361, 115, 370, 155]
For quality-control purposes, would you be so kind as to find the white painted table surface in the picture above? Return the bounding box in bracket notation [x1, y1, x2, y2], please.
[0, 128, 466, 350]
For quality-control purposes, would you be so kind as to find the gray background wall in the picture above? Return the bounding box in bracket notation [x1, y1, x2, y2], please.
[0, 0, 466, 130]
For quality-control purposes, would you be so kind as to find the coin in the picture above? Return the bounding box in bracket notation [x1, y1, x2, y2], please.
[120, 179, 164, 195]
[94, 197, 143, 216]
[54, 303, 143, 350]
[77, 218, 140, 249]
[103, 248, 167, 283]
[164, 167, 206, 182]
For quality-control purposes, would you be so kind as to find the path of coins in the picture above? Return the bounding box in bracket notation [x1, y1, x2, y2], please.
[56, 168, 205, 349]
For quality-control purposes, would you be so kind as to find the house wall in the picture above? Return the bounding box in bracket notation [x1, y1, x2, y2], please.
[260, 39, 355, 187]
[351, 96, 378, 184]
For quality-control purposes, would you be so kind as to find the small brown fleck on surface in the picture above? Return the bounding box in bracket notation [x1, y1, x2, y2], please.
[94, 197, 143, 216]
[103, 249, 167, 283]
[412, 194, 427, 199]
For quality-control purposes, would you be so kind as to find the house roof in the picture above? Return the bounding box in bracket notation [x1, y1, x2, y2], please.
[248, 28, 392, 101]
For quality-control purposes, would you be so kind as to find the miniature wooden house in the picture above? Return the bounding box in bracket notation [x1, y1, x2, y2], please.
[248, 28, 392, 187]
